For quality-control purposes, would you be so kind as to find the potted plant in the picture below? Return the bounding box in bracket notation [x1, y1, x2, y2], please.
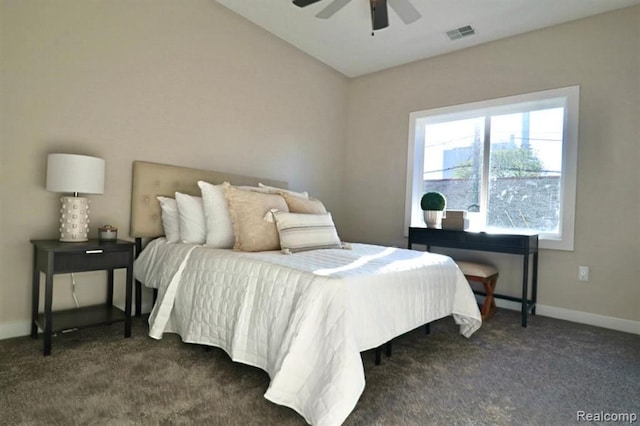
[420, 191, 446, 228]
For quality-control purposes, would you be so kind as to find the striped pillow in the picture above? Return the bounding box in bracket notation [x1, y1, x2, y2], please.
[271, 210, 342, 253]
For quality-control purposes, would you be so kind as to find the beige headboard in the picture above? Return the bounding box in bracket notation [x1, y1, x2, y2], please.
[130, 161, 287, 238]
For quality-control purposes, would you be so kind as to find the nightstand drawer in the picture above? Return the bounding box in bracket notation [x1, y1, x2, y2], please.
[54, 249, 132, 273]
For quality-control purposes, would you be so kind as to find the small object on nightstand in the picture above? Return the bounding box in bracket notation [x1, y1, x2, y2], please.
[98, 225, 118, 242]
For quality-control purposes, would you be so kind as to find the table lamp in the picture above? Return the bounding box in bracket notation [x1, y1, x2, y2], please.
[46, 153, 105, 242]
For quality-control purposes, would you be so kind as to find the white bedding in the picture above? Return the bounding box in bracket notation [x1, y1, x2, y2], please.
[134, 239, 482, 425]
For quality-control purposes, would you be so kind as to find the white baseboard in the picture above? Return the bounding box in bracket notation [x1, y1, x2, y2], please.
[534, 304, 640, 335]
[485, 297, 640, 335]
[0, 302, 154, 341]
[0, 320, 32, 340]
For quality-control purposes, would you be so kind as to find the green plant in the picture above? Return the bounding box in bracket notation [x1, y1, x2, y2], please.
[421, 192, 446, 211]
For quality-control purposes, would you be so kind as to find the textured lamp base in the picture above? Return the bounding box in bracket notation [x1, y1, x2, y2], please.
[59, 196, 90, 242]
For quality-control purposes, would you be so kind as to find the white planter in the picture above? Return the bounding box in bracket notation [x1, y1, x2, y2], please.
[423, 210, 443, 228]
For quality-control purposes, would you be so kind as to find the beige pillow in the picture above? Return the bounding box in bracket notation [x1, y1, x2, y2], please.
[282, 192, 327, 214]
[257, 183, 309, 199]
[223, 183, 289, 252]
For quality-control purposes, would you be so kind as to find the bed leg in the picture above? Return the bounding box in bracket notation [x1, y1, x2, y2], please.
[385, 341, 392, 357]
[374, 347, 382, 365]
[135, 279, 142, 317]
[134, 238, 143, 317]
[425, 323, 431, 334]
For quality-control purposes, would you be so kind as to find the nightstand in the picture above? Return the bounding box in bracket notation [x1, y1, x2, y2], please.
[30, 239, 134, 356]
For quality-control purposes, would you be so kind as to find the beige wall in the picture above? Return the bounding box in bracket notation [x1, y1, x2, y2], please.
[0, 0, 348, 328]
[343, 7, 640, 322]
[1, 1, 638, 335]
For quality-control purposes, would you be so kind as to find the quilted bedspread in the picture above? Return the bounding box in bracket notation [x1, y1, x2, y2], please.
[134, 239, 482, 425]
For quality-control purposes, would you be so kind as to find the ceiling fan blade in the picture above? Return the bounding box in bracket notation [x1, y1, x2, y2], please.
[371, 0, 389, 31]
[388, 0, 421, 24]
[315, 0, 352, 19]
[293, 0, 323, 7]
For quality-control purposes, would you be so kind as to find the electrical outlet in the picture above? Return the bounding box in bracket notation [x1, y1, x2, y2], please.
[578, 266, 589, 282]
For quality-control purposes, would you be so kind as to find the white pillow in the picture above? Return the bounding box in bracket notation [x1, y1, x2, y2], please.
[156, 196, 180, 243]
[258, 183, 309, 199]
[270, 210, 342, 253]
[197, 181, 235, 249]
[175, 192, 205, 244]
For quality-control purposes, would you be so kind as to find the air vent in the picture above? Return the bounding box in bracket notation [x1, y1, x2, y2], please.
[446, 25, 476, 41]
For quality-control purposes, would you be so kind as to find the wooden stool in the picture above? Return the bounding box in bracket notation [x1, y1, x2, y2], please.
[456, 261, 499, 320]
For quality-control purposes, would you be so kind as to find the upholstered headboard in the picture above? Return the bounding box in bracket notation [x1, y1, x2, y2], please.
[129, 161, 287, 238]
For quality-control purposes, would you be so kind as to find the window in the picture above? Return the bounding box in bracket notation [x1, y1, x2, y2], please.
[405, 86, 579, 250]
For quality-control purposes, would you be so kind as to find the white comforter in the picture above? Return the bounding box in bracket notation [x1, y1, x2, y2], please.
[134, 239, 481, 425]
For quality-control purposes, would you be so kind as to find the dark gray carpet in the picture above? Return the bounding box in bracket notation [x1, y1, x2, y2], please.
[1, 310, 638, 425]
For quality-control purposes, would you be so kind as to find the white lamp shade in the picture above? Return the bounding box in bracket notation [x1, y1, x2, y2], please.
[46, 153, 105, 195]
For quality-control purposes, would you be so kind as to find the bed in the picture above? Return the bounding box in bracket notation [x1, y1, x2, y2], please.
[130, 161, 482, 426]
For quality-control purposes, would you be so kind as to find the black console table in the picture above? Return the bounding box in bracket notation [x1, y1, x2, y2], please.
[408, 227, 539, 327]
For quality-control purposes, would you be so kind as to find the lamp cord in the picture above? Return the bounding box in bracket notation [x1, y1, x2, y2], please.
[70, 273, 80, 308]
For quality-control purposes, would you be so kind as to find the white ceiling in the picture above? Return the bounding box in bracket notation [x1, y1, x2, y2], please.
[216, 0, 640, 77]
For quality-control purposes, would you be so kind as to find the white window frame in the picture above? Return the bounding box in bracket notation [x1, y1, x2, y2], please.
[405, 86, 579, 251]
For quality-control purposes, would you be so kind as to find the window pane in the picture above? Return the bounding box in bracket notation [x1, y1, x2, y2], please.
[407, 86, 578, 249]
[423, 118, 484, 212]
[487, 108, 564, 232]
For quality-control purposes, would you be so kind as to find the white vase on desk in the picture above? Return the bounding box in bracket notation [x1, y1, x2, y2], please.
[423, 210, 443, 228]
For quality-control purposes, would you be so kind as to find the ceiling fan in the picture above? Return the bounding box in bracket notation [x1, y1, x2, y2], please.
[293, 0, 421, 33]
